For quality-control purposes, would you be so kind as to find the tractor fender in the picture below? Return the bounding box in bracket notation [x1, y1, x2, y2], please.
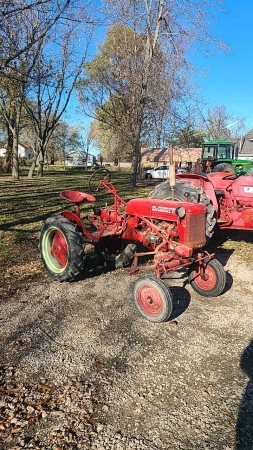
[176, 173, 219, 212]
[60, 211, 94, 240]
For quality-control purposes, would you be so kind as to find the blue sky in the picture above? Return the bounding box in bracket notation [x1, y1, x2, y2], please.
[66, 0, 253, 150]
[193, 1, 253, 131]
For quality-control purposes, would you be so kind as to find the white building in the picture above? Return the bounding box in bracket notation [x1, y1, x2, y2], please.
[0, 142, 34, 159]
[65, 150, 96, 167]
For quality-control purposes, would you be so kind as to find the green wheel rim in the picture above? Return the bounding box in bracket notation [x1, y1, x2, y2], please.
[41, 226, 68, 274]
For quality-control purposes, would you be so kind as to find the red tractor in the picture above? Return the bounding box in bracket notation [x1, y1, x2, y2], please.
[150, 171, 253, 234]
[39, 169, 226, 323]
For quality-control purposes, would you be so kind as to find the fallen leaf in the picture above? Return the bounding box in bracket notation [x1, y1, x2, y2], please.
[11, 427, 22, 433]
[94, 361, 109, 371]
[38, 383, 52, 392]
[27, 405, 35, 414]
[6, 388, 21, 394]
[204, 385, 213, 395]
[168, 320, 178, 326]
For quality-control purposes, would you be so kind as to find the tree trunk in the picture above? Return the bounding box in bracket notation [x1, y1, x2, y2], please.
[130, 131, 141, 186]
[156, 118, 163, 148]
[37, 150, 44, 177]
[129, 2, 165, 186]
[12, 129, 19, 180]
[2, 148, 12, 173]
[28, 144, 40, 178]
[2, 130, 13, 173]
[28, 160, 36, 178]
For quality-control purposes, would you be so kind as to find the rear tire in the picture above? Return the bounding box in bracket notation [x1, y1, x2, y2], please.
[213, 163, 235, 173]
[245, 168, 253, 176]
[133, 276, 173, 322]
[149, 180, 216, 238]
[146, 173, 152, 180]
[39, 216, 85, 281]
[188, 258, 226, 297]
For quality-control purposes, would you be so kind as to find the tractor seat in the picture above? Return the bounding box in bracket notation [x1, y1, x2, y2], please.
[60, 190, 96, 204]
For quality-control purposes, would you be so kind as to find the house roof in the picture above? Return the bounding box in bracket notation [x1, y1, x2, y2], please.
[237, 128, 253, 155]
[141, 147, 202, 163]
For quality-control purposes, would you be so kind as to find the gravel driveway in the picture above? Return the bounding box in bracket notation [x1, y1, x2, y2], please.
[1, 249, 253, 449]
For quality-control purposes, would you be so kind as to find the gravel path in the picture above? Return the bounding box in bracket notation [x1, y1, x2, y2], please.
[1, 250, 253, 449]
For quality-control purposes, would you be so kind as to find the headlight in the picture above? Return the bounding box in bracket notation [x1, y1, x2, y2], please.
[175, 206, 186, 218]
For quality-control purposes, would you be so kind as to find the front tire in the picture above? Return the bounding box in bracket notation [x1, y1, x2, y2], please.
[188, 258, 226, 297]
[133, 276, 173, 322]
[95, 237, 136, 270]
[39, 216, 85, 281]
[149, 180, 216, 238]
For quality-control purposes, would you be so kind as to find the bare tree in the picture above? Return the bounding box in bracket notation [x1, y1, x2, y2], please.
[24, 6, 94, 177]
[0, 67, 28, 178]
[78, 128, 94, 170]
[48, 122, 84, 169]
[0, 0, 77, 178]
[203, 106, 246, 141]
[204, 106, 230, 140]
[0, 0, 71, 74]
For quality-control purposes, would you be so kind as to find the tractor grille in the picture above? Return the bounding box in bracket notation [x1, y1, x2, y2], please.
[184, 212, 206, 247]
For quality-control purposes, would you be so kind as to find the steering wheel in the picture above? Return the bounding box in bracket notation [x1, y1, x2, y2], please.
[88, 168, 111, 192]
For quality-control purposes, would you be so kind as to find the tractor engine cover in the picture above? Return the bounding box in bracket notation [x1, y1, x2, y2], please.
[231, 176, 253, 207]
[126, 198, 207, 247]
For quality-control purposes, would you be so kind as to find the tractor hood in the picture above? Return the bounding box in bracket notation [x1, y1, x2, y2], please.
[126, 198, 207, 221]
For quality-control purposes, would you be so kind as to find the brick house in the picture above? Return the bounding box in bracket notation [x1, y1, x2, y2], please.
[141, 147, 202, 168]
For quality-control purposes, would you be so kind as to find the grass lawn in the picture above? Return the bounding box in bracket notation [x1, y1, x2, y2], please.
[1, 167, 252, 297]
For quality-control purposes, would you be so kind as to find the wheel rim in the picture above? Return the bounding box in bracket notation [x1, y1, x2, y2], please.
[137, 284, 164, 316]
[42, 227, 68, 273]
[192, 265, 217, 291]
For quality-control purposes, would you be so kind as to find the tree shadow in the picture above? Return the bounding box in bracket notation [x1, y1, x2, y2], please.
[236, 339, 253, 449]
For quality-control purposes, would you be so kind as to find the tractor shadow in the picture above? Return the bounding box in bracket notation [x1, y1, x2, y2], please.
[207, 228, 253, 253]
[168, 285, 191, 320]
[162, 258, 234, 321]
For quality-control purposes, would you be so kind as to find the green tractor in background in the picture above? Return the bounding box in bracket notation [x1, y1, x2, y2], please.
[201, 140, 253, 175]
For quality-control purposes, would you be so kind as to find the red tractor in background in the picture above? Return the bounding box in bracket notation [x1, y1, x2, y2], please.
[150, 171, 253, 234]
[39, 169, 226, 323]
